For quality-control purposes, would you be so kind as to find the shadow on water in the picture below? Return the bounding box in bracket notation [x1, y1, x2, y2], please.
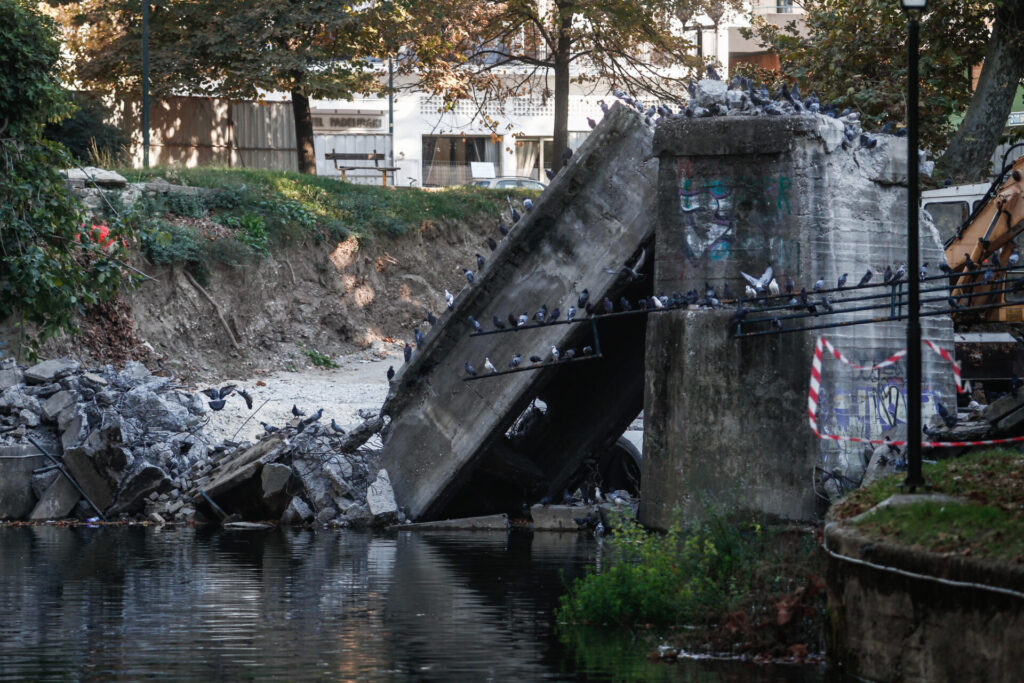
[0, 527, 840, 681]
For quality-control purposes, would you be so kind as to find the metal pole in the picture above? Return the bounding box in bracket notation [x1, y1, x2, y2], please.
[904, 12, 925, 490]
[388, 57, 395, 186]
[142, 0, 150, 169]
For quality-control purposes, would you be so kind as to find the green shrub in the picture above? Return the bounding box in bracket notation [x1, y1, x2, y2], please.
[302, 347, 339, 369]
[557, 511, 762, 627]
[222, 212, 269, 255]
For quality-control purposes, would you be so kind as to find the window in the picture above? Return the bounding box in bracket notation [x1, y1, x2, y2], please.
[924, 201, 969, 236]
[422, 135, 500, 187]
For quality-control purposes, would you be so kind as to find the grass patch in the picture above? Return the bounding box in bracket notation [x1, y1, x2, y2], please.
[832, 448, 1024, 562]
[117, 166, 532, 240]
[301, 346, 339, 369]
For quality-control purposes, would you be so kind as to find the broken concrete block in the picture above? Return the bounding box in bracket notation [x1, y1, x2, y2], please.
[18, 408, 40, 428]
[693, 78, 728, 109]
[0, 367, 23, 390]
[343, 503, 372, 527]
[281, 496, 313, 524]
[316, 507, 338, 523]
[531, 504, 588, 530]
[60, 412, 88, 451]
[42, 390, 76, 421]
[261, 463, 291, 500]
[28, 476, 80, 520]
[111, 465, 170, 514]
[81, 372, 108, 387]
[996, 405, 1024, 434]
[23, 358, 79, 384]
[62, 447, 115, 512]
[0, 386, 39, 413]
[366, 469, 398, 525]
[64, 166, 128, 188]
[31, 469, 60, 499]
[0, 445, 45, 519]
[323, 458, 352, 497]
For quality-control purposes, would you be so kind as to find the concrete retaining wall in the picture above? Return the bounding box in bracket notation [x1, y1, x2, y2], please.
[640, 115, 954, 529]
[825, 522, 1024, 681]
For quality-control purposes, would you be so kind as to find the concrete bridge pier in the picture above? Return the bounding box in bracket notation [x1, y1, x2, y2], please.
[639, 115, 954, 529]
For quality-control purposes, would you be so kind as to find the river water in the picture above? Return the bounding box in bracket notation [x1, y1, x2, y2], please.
[0, 526, 838, 681]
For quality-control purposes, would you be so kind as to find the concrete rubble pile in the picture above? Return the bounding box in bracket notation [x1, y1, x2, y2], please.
[0, 356, 397, 527]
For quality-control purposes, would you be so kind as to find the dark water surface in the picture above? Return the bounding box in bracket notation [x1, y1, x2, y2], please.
[0, 527, 835, 681]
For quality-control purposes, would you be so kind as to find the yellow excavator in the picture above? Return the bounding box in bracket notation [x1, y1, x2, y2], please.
[943, 151, 1024, 321]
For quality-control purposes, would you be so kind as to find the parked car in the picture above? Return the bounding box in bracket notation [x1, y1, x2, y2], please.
[468, 176, 547, 190]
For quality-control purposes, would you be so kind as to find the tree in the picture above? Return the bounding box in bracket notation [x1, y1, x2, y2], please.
[1, 0, 126, 346]
[54, 0, 386, 174]
[392, 0, 724, 171]
[744, 0, 1024, 183]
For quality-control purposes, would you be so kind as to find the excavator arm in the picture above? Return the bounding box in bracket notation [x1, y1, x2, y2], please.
[944, 155, 1024, 321]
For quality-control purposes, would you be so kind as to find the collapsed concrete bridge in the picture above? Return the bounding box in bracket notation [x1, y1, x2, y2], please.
[379, 105, 657, 521]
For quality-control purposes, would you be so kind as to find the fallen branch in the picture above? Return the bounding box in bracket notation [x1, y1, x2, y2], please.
[181, 269, 241, 350]
[340, 415, 385, 452]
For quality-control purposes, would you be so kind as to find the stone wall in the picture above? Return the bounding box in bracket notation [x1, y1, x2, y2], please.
[640, 114, 954, 529]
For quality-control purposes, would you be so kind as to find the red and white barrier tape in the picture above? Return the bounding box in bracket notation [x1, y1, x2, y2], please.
[808, 335, 1024, 448]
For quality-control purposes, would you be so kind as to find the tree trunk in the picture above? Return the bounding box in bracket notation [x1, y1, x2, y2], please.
[551, 13, 572, 172]
[934, 5, 1024, 183]
[290, 88, 317, 175]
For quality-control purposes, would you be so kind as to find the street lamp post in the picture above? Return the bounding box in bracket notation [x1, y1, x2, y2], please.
[902, 0, 927, 490]
[142, 0, 150, 169]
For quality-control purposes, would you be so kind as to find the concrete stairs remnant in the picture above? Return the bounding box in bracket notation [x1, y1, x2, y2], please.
[380, 104, 658, 521]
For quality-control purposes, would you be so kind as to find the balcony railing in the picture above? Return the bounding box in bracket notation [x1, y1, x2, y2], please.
[422, 161, 477, 187]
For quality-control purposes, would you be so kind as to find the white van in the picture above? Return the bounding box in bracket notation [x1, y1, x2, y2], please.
[921, 183, 991, 238]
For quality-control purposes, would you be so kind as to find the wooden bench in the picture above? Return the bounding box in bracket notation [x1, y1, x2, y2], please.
[325, 149, 400, 186]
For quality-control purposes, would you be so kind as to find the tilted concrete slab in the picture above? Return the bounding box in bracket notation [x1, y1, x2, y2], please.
[380, 104, 658, 520]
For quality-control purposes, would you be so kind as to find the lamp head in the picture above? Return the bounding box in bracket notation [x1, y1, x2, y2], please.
[900, 0, 927, 9]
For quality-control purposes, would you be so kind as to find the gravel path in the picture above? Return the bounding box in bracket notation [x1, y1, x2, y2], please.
[200, 348, 397, 444]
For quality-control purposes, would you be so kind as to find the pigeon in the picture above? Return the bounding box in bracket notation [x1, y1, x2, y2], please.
[208, 399, 226, 411]
[604, 248, 646, 281]
[499, 223, 509, 236]
[201, 388, 220, 400]
[217, 384, 237, 399]
[920, 262, 928, 281]
[620, 297, 632, 311]
[939, 263, 953, 275]
[883, 265, 894, 284]
[706, 63, 720, 80]
[508, 313, 518, 328]
[486, 237, 498, 251]
[785, 276, 795, 294]
[892, 264, 906, 284]
[578, 289, 590, 308]
[261, 422, 280, 433]
[518, 313, 529, 327]
[468, 316, 482, 332]
[837, 273, 848, 289]
[879, 121, 894, 134]
[984, 267, 994, 284]
[567, 306, 577, 321]
[464, 361, 478, 377]
[510, 206, 521, 223]
[858, 269, 873, 287]
[772, 318, 783, 331]
[547, 307, 561, 323]
[582, 345, 594, 355]
[1010, 251, 1020, 267]
[463, 268, 475, 284]
[651, 295, 665, 310]
[545, 169, 555, 180]
[935, 399, 958, 428]
[292, 404, 305, 417]
[404, 343, 412, 363]
[476, 253, 485, 271]
[768, 278, 780, 296]
[302, 408, 323, 425]
[587, 116, 597, 129]
[427, 312, 438, 325]
[963, 254, 976, 271]
[535, 305, 548, 324]
[414, 328, 424, 347]
[723, 283, 734, 300]
[729, 301, 746, 327]
[386, 365, 395, 381]
[529, 355, 542, 364]
[813, 278, 825, 292]
[445, 289, 455, 310]
[492, 315, 506, 330]
[550, 346, 560, 362]
[484, 357, 497, 374]
[602, 297, 614, 314]
[563, 349, 576, 360]
[330, 419, 346, 433]
[523, 198, 534, 212]
[238, 388, 254, 410]
[745, 284, 757, 298]
[740, 265, 773, 293]
[947, 296, 961, 310]
[561, 147, 573, 165]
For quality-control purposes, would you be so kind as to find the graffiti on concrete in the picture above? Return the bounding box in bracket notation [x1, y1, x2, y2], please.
[676, 159, 794, 264]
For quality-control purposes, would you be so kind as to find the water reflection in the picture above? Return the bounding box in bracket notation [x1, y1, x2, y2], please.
[0, 527, 836, 681]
